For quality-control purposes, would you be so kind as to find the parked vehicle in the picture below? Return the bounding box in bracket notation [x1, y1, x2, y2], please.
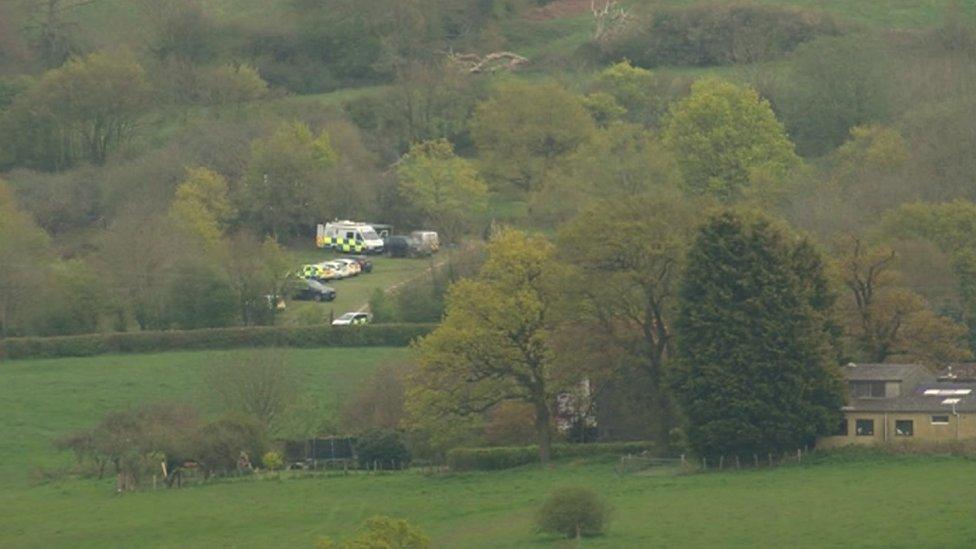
[345, 255, 373, 273]
[334, 258, 362, 276]
[316, 221, 385, 254]
[323, 260, 354, 279]
[332, 312, 372, 326]
[386, 235, 431, 258]
[300, 262, 339, 281]
[411, 231, 440, 253]
[291, 279, 337, 302]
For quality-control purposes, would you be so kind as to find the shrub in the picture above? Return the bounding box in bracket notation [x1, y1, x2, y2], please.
[536, 486, 610, 539]
[339, 363, 407, 433]
[447, 441, 657, 471]
[317, 516, 429, 549]
[482, 401, 537, 446]
[598, 2, 844, 68]
[262, 450, 284, 471]
[355, 429, 411, 470]
[0, 323, 437, 360]
[196, 416, 269, 477]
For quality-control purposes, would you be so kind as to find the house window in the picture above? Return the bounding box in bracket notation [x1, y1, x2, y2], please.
[837, 418, 849, 436]
[855, 419, 874, 436]
[850, 381, 886, 398]
[932, 415, 950, 425]
[895, 420, 913, 436]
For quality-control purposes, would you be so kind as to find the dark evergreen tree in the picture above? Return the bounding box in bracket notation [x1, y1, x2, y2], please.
[671, 211, 844, 459]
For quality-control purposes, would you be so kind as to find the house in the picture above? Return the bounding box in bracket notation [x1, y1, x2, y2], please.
[818, 363, 976, 448]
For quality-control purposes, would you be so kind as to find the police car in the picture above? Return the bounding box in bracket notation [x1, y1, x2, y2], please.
[316, 221, 385, 254]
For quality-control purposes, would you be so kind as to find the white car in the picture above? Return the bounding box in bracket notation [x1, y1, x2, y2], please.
[333, 258, 362, 276]
[323, 260, 353, 279]
[332, 312, 372, 326]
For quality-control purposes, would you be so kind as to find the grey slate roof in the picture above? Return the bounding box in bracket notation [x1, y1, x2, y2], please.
[844, 381, 976, 413]
[842, 363, 928, 381]
[938, 363, 976, 382]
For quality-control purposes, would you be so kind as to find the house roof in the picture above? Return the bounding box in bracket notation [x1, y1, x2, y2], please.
[844, 382, 976, 413]
[938, 363, 976, 382]
[842, 363, 928, 382]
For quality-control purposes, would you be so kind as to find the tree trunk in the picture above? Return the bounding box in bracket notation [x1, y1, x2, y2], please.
[533, 399, 552, 464]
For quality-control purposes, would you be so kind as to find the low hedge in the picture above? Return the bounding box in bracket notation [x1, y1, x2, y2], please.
[0, 323, 437, 361]
[447, 441, 657, 471]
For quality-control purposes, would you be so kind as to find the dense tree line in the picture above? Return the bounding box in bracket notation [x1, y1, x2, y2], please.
[3, 0, 976, 462]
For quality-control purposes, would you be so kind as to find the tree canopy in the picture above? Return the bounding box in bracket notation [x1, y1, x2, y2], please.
[672, 211, 844, 458]
[663, 78, 799, 200]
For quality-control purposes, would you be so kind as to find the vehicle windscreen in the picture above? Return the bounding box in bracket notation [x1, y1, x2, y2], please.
[338, 313, 356, 320]
[362, 228, 380, 240]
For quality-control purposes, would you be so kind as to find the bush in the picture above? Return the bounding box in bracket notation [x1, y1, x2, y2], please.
[447, 441, 657, 471]
[262, 450, 284, 471]
[598, 2, 844, 68]
[196, 416, 269, 477]
[0, 323, 437, 360]
[355, 429, 411, 470]
[536, 486, 610, 539]
[317, 516, 429, 549]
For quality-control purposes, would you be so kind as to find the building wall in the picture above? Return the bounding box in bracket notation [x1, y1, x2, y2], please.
[818, 411, 976, 448]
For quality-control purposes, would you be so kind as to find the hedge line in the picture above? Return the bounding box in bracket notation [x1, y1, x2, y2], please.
[0, 323, 437, 360]
[447, 441, 657, 471]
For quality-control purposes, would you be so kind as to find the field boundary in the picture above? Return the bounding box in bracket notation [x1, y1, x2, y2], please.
[0, 323, 436, 361]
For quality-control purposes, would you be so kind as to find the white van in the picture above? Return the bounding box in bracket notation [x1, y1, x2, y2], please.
[316, 221, 385, 254]
[411, 231, 440, 253]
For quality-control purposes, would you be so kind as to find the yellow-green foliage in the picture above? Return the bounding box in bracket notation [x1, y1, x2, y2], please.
[262, 450, 284, 471]
[409, 229, 565, 459]
[318, 516, 429, 549]
[471, 81, 596, 192]
[663, 78, 799, 200]
[169, 167, 235, 249]
[396, 139, 487, 242]
[204, 64, 268, 105]
[243, 121, 338, 236]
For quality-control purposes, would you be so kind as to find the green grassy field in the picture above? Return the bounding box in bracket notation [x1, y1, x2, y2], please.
[0, 348, 407, 488]
[3, 350, 976, 548]
[3, 453, 975, 547]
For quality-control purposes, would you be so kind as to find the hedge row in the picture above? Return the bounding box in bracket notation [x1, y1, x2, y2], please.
[447, 441, 657, 471]
[0, 323, 437, 360]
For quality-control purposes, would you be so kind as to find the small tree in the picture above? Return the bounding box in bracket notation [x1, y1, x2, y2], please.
[169, 167, 235, 250]
[340, 364, 407, 433]
[241, 121, 337, 238]
[396, 138, 488, 242]
[536, 486, 610, 539]
[262, 450, 284, 471]
[410, 229, 566, 463]
[204, 350, 300, 432]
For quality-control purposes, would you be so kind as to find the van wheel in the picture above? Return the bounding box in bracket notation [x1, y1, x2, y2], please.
[313, 294, 322, 302]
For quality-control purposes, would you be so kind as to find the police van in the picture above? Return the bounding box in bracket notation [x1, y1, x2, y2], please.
[316, 221, 385, 254]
